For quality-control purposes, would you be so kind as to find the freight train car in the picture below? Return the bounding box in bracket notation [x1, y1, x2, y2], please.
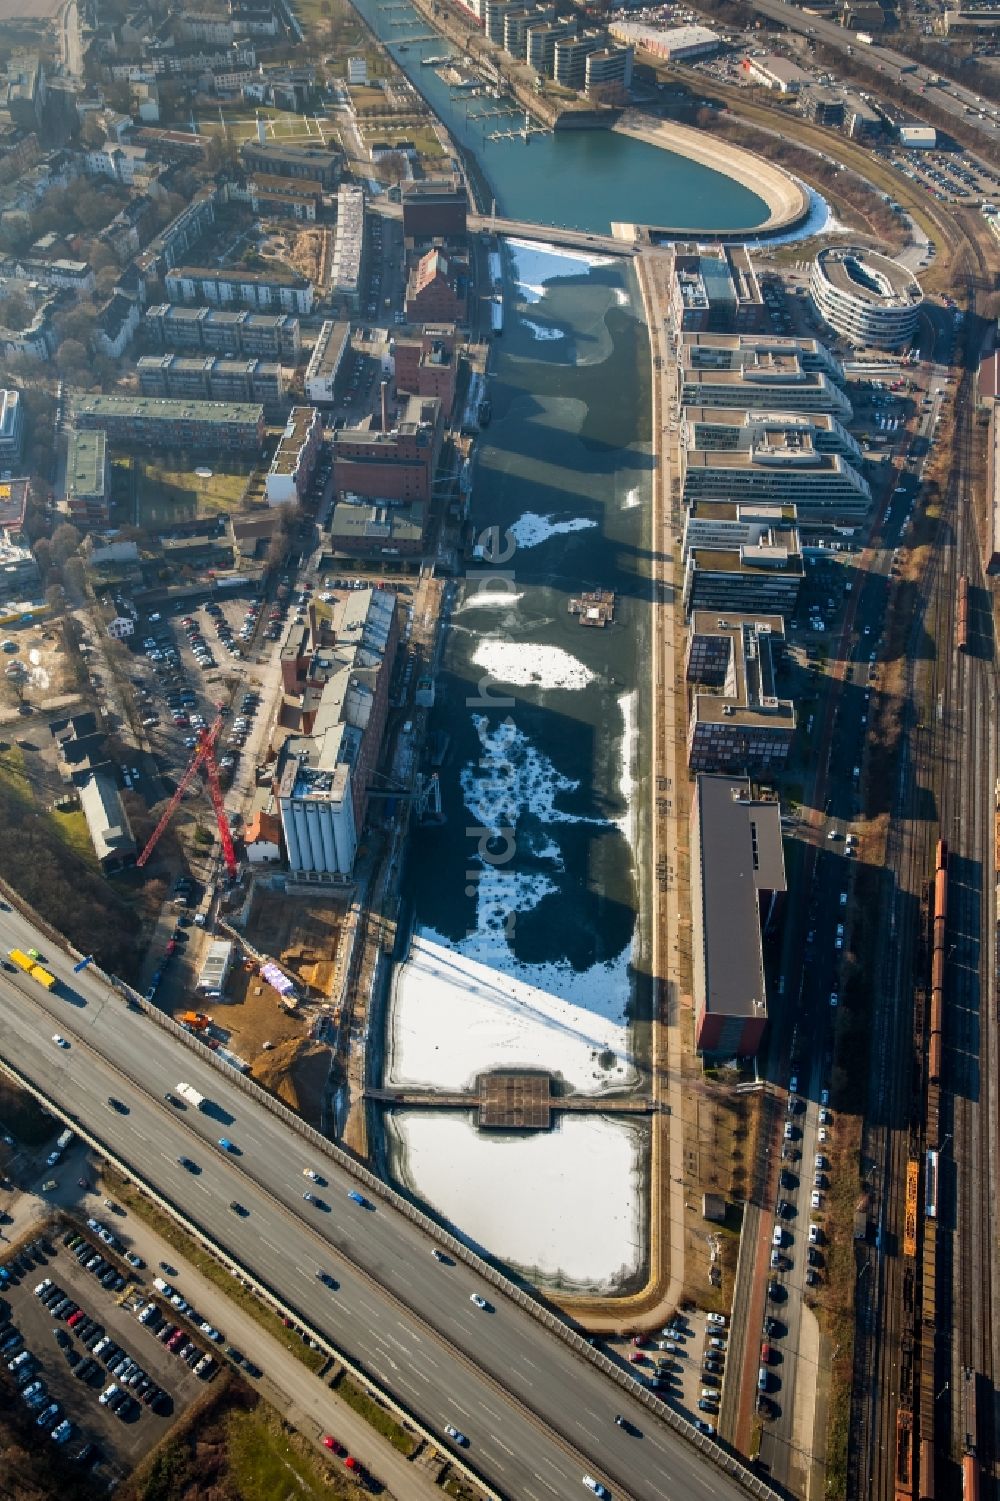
[957, 574, 969, 652]
[928, 840, 947, 1085]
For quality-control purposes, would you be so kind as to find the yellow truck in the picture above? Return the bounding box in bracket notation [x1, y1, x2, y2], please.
[8, 948, 57, 990]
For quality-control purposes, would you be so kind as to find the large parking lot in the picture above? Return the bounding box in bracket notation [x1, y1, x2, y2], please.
[0, 1217, 220, 1485]
[606, 1310, 722, 1438]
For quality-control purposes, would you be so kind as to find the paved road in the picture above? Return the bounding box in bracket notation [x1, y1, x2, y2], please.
[749, 0, 1000, 150]
[0, 912, 761, 1501]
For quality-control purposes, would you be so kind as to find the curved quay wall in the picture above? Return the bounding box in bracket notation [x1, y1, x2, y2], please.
[613, 115, 810, 242]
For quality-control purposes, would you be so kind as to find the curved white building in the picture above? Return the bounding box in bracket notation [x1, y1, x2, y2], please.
[809, 247, 922, 350]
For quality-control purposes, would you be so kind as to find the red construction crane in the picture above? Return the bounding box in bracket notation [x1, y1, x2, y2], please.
[136, 709, 238, 880]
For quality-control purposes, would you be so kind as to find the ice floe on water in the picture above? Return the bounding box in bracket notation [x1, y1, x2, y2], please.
[522, 319, 565, 341]
[472, 639, 595, 692]
[457, 587, 524, 613]
[386, 1112, 645, 1290]
[507, 237, 616, 306]
[622, 486, 640, 510]
[508, 511, 597, 549]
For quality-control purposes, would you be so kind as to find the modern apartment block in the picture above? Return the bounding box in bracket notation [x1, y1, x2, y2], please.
[250, 173, 322, 221]
[165, 264, 314, 315]
[690, 772, 786, 1057]
[677, 332, 851, 419]
[304, 319, 351, 404]
[332, 395, 442, 502]
[137, 353, 285, 407]
[65, 427, 110, 525]
[276, 587, 399, 878]
[72, 394, 265, 451]
[685, 611, 794, 774]
[331, 183, 364, 309]
[265, 405, 323, 505]
[144, 304, 301, 361]
[680, 423, 872, 517]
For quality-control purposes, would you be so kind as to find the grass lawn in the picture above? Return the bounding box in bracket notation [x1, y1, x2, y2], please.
[226, 1406, 354, 1500]
[332, 1372, 418, 1455]
[0, 743, 29, 797]
[51, 808, 98, 866]
[136, 456, 256, 525]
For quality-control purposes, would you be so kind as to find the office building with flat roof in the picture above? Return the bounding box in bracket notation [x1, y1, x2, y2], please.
[680, 421, 872, 517]
[72, 394, 264, 451]
[810, 246, 923, 349]
[684, 538, 804, 618]
[0, 387, 24, 466]
[330, 497, 426, 560]
[608, 20, 719, 60]
[240, 139, 340, 188]
[669, 247, 765, 335]
[65, 427, 109, 525]
[682, 406, 863, 463]
[401, 177, 467, 241]
[682, 498, 800, 559]
[277, 586, 399, 878]
[686, 611, 794, 774]
[678, 332, 850, 418]
[691, 773, 785, 1056]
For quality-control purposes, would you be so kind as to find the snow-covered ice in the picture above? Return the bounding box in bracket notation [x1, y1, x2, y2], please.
[472, 639, 594, 692]
[458, 586, 524, 612]
[388, 713, 636, 1095]
[387, 1111, 645, 1290]
[622, 487, 640, 510]
[522, 319, 565, 341]
[507, 238, 615, 306]
[508, 511, 597, 550]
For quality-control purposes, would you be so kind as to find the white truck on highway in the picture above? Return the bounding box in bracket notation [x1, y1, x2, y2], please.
[175, 1082, 205, 1109]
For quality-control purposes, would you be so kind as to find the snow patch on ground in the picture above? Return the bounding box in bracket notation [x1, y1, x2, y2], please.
[617, 691, 638, 854]
[508, 511, 597, 550]
[472, 638, 595, 692]
[387, 1111, 645, 1290]
[522, 318, 565, 341]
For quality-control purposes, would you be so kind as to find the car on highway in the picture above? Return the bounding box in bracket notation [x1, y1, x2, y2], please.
[469, 1294, 489, 1311]
[317, 1271, 337, 1288]
[443, 1423, 468, 1446]
[346, 1190, 368, 1207]
[51, 1035, 69, 1049]
[217, 1138, 238, 1153]
[177, 1157, 199, 1173]
[303, 1168, 324, 1184]
[322, 1434, 346, 1455]
[229, 1201, 249, 1217]
[582, 1479, 609, 1499]
[106, 1097, 128, 1113]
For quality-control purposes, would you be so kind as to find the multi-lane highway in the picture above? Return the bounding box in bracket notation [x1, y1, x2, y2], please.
[0, 906, 763, 1501]
[748, 0, 1000, 148]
